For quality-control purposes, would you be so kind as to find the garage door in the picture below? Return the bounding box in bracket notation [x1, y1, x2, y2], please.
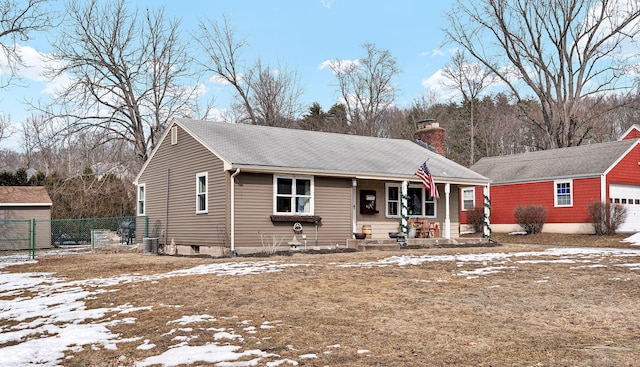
[610, 184, 640, 233]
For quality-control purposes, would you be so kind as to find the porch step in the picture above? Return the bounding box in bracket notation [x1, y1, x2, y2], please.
[347, 237, 494, 251]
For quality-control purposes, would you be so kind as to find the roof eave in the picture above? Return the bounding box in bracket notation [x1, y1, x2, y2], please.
[229, 164, 491, 186]
[489, 173, 602, 186]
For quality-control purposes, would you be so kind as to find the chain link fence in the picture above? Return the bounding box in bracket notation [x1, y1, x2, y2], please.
[0, 219, 35, 253]
[0, 216, 148, 258]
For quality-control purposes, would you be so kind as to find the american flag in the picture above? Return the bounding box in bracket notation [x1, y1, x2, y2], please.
[416, 161, 440, 200]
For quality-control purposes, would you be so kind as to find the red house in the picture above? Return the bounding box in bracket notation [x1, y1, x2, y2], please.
[464, 134, 640, 234]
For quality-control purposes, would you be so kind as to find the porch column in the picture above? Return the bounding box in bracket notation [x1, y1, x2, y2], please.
[401, 180, 409, 237]
[483, 184, 491, 239]
[444, 183, 451, 239]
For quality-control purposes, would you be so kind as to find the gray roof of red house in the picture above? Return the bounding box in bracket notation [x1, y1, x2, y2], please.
[0, 186, 52, 206]
[169, 118, 490, 184]
[471, 139, 638, 184]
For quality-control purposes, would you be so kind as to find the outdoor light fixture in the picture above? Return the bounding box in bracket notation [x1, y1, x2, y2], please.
[352, 179, 358, 187]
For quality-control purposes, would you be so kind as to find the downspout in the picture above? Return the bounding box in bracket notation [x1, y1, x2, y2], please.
[164, 169, 170, 248]
[230, 168, 241, 256]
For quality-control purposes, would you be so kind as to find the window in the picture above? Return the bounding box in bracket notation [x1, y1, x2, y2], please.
[196, 172, 208, 214]
[274, 176, 313, 214]
[555, 180, 572, 207]
[385, 184, 436, 217]
[137, 184, 145, 216]
[171, 126, 178, 145]
[386, 185, 399, 216]
[461, 187, 475, 211]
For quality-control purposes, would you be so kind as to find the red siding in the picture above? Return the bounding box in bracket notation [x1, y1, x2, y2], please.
[606, 142, 640, 197]
[621, 128, 640, 140]
[488, 178, 600, 225]
[459, 186, 485, 224]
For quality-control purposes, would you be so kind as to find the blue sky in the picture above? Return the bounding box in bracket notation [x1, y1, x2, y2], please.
[1, 0, 457, 149]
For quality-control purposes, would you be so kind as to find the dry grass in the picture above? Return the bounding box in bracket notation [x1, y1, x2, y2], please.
[490, 232, 634, 248]
[4, 236, 640, 366]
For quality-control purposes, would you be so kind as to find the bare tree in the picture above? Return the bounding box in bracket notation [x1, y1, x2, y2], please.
[195, 16, 304, 126]
[195, 16, 255, 124]
[444, 0, 640, 149]
[42, 0, 199, 166]
[328, 42, 401, 137]
[248, 60, 304, 126]
[0, 113, 11, 144]
[0, 0, 55, 87]
[442, 50, 497, 165]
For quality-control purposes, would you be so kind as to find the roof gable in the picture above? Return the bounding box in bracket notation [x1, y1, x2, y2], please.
[0, 186, 52, 206]
[619, 124, 640, 141]
[471, 139, 638, 184]
[144, 119, 490, 184]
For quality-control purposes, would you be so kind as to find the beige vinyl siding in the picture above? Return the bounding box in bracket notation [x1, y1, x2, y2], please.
[138, 124, 226, 248]
[234, 173, 273, 248]
[233, 173, 353, 249]
[313, 176, 352, 245]
[0, 206, 51, 249]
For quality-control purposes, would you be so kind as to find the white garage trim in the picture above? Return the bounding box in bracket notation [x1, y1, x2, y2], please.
[610, 184, 640, 233]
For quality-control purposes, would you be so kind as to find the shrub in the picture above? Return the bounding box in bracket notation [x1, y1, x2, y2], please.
[466, 206, 485, 233]
[514, 205, 547, 234]
[588, 201, 627, 235]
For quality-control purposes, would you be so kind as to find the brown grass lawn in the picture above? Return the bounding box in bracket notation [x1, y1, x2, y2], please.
[3, 234, 640, 366]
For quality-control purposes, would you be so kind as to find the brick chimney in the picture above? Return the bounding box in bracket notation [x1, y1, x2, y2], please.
[413, 119, 445, 156]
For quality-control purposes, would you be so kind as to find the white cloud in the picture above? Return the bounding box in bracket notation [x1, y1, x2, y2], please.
[421, 68, 461, 101]
[206, 74, 232, 85]
[318, 59, 359, 74]
[320, 0, 334, 9]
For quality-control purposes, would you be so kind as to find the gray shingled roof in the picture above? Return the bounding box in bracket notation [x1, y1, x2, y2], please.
[174, 118, 489, 184]
[471, 139, 638, 184]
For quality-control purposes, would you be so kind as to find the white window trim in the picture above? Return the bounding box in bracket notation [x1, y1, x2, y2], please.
[461, 187, 475, 211]
[386, 183, 437, 218]
[196, 172, 208, 214]
[137, 183, 146, 216]
[273, 175, 314, 215]
[554, 179, 573, 207]
[385, 183, 401, 217]
[171, 126, 178, 145]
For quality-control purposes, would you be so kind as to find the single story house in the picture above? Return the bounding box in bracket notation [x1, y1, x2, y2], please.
[134, 118, 490, 256]
[465, 134, 640, 234]
[0, 186, 53, 249]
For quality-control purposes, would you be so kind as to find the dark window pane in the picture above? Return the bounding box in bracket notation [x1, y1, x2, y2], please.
[388, 186, 398, 201]
[296, 179, 311, 195]
[408, 188, 422, 215]
[277, 197, 292, 212]
[277, 178, 292, 195]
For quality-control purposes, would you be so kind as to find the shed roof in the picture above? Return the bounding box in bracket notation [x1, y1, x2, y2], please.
[0, 186, 52, 206]
[471, 139, 638, 184]
[168, 119, 489, 185]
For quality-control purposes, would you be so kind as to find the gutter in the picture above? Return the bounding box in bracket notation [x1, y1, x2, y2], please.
[230, 168, 241, 256]
[227, 164, 491, 186]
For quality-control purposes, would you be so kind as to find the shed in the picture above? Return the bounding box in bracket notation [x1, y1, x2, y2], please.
[0, 186, 53, 249]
